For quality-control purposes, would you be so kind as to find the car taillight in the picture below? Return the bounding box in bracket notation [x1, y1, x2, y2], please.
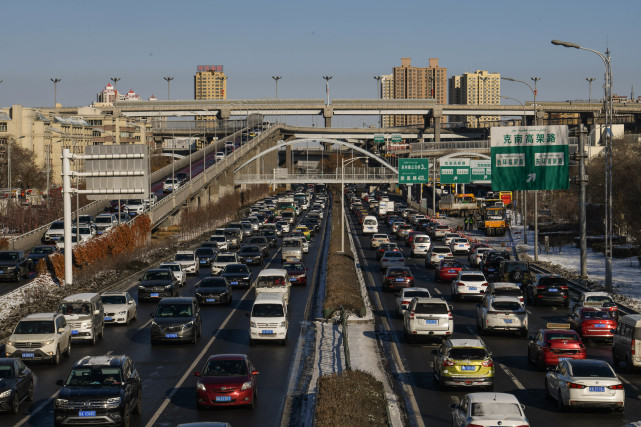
[543, 345, 551, 353]
[568, 382, 586, 389]
[457, 282, 465, 286]
[403, 300, 411, 305]
[487, 310, 499, 315]
[409, 310, 415, 320]
[442, 358, 455, 366]
[481, 360, 493, 367]
[561, 285, 569, 290]
[536, 285, 546, 290]
[386, 276, 394, 281]
[608, 384, 624, 390]
[407, 276, 414, 281]
[482, 282, 488, 287]
[632, 339, 636, 356]
[448, 311, 453, 319]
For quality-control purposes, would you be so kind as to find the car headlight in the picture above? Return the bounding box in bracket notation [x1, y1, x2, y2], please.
[81, 322, 90, 328]
[241, 381, 253, 390]
[197, 382, 206, 392]
[250, 321, 256, 328]
[106, 397, 121, 407]
[151, 321, 159, 329]
[164, 284, 173, 289]
[5, 341, 13, 347]
[0, 390, 12, 399]
[42, 339, 55, 345]
[117, 310, 127, 315]
[279, 321, 287, 327]
[182, 321, 194, 329]
[138, 285, 146, 290]
[55, 398, 68, 407]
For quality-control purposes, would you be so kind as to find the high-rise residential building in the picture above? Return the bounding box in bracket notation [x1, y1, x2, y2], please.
[194, 65, 227, 100]
[379, 74, 394, 128]
[392, 57, 447, 127]
[449, 70, 500, 128]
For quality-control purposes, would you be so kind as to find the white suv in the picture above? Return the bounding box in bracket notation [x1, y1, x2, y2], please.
[174, 250, 199, 275]
[403, 297, 453, 343]
[4, 313, 72, 365]
[158, 262, 187, 286]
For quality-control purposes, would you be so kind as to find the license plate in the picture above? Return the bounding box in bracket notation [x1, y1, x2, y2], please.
[448, 270, 455, 273]
[559, 357, 570, 361]
[589, 386, 605, 392]
[231, 281, 238, 285]
[165, 333, 178, 338]
[469, 287, 477, 291]
[290, 278, 297, 281]
[425, 319, 438, 325]
[79, 410, 96, 417]
[206, 298, 216, 302]
[0, 270, 3, 274]
[215, 396, 232, 402]
[71, 330, 78, 335]
[488, 268, 495, 272]
[261, 330, 274, 335]
[504, 319, 513, 324]
[396, 278, 405, 282]
[548, 288, 558, 292]
[104, 316, 113, 321]
[594, 324, 606, 328]
[151, 293, 159, 297]
[461, 365, 475, 371]
[200, 260, 207, 264]
[22, 353, 34, 358]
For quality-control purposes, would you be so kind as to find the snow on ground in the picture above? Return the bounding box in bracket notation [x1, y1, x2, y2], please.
[0, 274, 58, 325]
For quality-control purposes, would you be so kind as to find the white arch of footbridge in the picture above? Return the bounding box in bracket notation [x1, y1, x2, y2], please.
[233, 138, 399, 184]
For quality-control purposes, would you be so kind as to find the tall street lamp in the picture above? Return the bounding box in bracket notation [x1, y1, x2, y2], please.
[586, 77, 596, 123]
[163, 76, 174, 100]
[51, 78, 61, 108]
[272, 76, 282, 99]
[552, 39, 613, 290]
[322, 76, 333, 105]
[500, 96, 527, 126]
[110, 77, 121, 101]
[374, 75, 383, 128]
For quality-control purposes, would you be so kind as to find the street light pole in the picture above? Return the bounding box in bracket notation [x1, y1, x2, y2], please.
[586, 77, 596, 125]
[110, 77, 121, 101]
[164, 76, 174, 100]
[374, 76, 383, 128]
[272, 76, 282, 99]
[500, 96, 527, 125]
[531, 77, 541, 262]
[51, 78, 61, 109]
[552, 39, 613, 290]
[341, 156, 367, 253]
[322, 76, 333, 106]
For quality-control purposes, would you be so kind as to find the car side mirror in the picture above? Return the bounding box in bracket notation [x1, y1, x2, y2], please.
[94, 310, 100, 315]
[528, 335, 535, 341]
[193, 372, 200, 377]
[58, 328, 66, 334]
[17, 371, 27, 378]
[128, 301, 134, 305]
[449, 403, 457, 410]
[431, 349, 437, 355]
[56, 379, 64, 386]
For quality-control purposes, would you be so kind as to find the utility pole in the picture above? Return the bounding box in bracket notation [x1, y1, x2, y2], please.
[322, 76, 333, 105]
[164, 76, 174, 100]
[578, 124, 588, 279]
[531, 77, 541, 262]
[272, 76, 282, 99]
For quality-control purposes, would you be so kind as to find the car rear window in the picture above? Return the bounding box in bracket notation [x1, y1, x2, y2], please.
[540, 277, 566, 287]
[471, 402, 521, 417]
[433, 247, 451, 254]
[492, 301, 522, 311]
[448, 348, 487, 360]
[570, 363, 615, 378]
[387, 268, 410, 276]
[460, 274, 484, 281]
[505, 262, 528, 272]
[493, 288, 522, 298]
[403, 290, 431, 299]
[415, 237, 429, 243]
[582, 310, 615, 320]
[415, 302, 448, 314]
[441, 261, 461, 268]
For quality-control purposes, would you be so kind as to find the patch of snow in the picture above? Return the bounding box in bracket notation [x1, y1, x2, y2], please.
[0, 274, 59, 325]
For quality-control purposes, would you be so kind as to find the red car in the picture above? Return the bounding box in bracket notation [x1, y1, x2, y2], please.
[382, 266, 414, 292]
[569, 307, 617, 341]
[194, 354, 259, 408]
[527, 324, 586, 370]
[283, 262, 307, 285]
[434, 260, 463, 282]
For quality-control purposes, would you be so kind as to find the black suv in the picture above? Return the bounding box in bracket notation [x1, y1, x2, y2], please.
[54, 354, 142, 427]
[150, 297, 202, 344]
[137, 269, 179, 303]
[497, 260, 534, 286]
[525, 274, 569, 307]
[0, 251, 31, 281]
[480, 250, 511, 279]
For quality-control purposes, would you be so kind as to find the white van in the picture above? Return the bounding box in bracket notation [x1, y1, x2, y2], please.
[57, 293, 105, 345]
[612, 314, 641, 371]
[362, 215, 379, 235]
[248, 292, 288, 345]
[255, 268, 290, 303]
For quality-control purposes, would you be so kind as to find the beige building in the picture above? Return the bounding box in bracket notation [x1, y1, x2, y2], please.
[392, 57, 447, 127]
[449, 70, 501, 128]
[0, 105, 151, 187]
[379, 74, 394, 128]
[194, 65, 227, 100]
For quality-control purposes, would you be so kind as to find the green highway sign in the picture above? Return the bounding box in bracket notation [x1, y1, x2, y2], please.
[490, 125, 569, 191]
[440, 158, 470, 184]
[391, 134, 402, 144]
[373, 134, 385, 144]
[470, 159, 491, 183]
[399, 158, 430, 184]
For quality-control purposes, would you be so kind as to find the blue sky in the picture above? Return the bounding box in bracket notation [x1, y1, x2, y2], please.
[2, 0, 640, 108]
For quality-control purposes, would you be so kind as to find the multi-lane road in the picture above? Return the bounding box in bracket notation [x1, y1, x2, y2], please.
[347, 204, 641, 426]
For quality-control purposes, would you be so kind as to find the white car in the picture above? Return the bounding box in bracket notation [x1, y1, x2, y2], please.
[94, 213, 118, 234]
[276, 221, 290, 233]
[101, 292, 137, 325]
[410, 234, 431, 257]
[450, 237, 471, 255]
[425, 245, 454, 268]
[476, 296, 528, 336]
[158, 262, 187, 287]
[162, 178, 181, 193]
[403, 297, 453, 342]
[44, 220, 65, 243]
[485, 282, 524, 303]
[4, 313, 72, 365]
[395, 287, 432, 317]
[450, 392, 530, 427]
[545, 359, 624, 412]
[443, 233, 460, 246]
[569, 291, 617, 312]
[209, 235, 229, 251]
[370, 234, 391, 249]
[215, 151, 225, 161]
[380, 250, 405, 273]
[174, 250, 199, 275]
[469, 246, 493, 268]
[211, 252, 239, 275]
[451, 271, 488, 301]
[391, 221, 406, 234]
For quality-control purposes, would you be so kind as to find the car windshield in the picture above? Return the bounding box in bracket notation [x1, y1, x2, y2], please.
[155, 303, 193, 317]
[101, 296, 127, 305]
[203, 359, 247, 377]
[143, 271, 172, 281]
[199, 278, 227, 288]
[59, 302, 92, 315]
[215, 255, 236, 263]
[50, 222, 64, 230]
[14, 320, 55, 334]
[252, 303, 284, 317]
[224, 265, 248, 274]
[0, 364, 13, 378]
[571, 363, 615, 378]
[65, 367, 123, 387]
[175, 254, 194, 261]
[95, 217, 112, 224]
[240, 246, 260, 254]
[211, 236, 226, 242]
[582, 310, 615, 320]
[32, 247, 54, 254]
[249, 238, 267, 244]
[195, 248, 214, 256]
[0, 252, 19, 262]
[492, 301, 522, 311]
[448, 348, 488, 360]
[471, 402, 521, 417]
[283, 240, 301, 248]
[415, 302, 448, 314]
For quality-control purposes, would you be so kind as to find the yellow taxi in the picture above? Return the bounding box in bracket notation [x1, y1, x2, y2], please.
[295, 225, 311, 241]
[432, 338, 494, 391]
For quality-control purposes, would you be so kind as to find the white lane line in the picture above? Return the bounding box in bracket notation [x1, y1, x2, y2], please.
[433, 287, 442, 295]
[145, 286, 253, 427]
[619, 374, 640, 392]
[466, 326, 475, 334]
[136, 319, 151, 332]
[499, 363, 526, 390]
[15, 391, 57, 427]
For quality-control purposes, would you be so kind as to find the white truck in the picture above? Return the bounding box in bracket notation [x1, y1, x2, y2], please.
[378, 199, 395, 217]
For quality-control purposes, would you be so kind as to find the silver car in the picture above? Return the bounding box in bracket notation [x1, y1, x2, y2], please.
[476, 296, 528, 337]
[380, 250, 405, 273]
[450, 392, 529, 427]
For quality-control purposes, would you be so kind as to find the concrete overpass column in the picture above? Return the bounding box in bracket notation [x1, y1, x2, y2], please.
[433, 112, 442, 143]
[323, 107, 333, 128]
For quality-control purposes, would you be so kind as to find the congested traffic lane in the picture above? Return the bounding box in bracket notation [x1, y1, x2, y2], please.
[6, 199, 327, 427]
[348, 209, 641, 426]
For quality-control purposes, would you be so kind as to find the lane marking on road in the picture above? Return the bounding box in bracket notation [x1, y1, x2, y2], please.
[619, 374, 640, 392]
[465, 326, 475, 334]
[145, 286, 253, 427]
[433, 287, 442, 295]
[136, 319, 152, 332]
[15, 390, 57, 427]
[498, 363, 526, 390]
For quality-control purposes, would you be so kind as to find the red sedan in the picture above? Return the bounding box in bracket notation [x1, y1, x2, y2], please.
[382, 266, 414, 292]
[527, 324, 586, 370]
[569, 307, 617, 341]
[434, 260, 463, 282]
[194, 354, 259, 408]
[283, 262, 307, 285]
